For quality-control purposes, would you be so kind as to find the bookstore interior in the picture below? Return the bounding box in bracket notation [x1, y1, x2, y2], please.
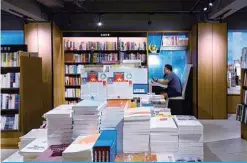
[1, 0, 247, 162]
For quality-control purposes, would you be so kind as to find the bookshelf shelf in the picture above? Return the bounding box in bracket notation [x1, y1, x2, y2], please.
[1, 88, 19, 94]
[1, 67, 20, 73]
[1, 129, 19, 132]
[65, 74, 80, 76]
[1, 109, 19, 115]
[65, 97, 81, 101]
[160, 46, 188, 51]
[65, 85, 81, 88]
[65, 50, 118, 53]
[65, 62, 119, 65]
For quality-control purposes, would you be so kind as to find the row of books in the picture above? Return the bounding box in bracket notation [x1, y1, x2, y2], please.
[1, 114, 19, 130]
[162, 36, 189, 47]
[1, 52, 20, 67]
[65, 65, 83, 74]
[244, 90, 247, 104]
[65, 88, 80, 98]
[66, 101, 78, 104]
[64, 40, 117, 51]
[1, 73, 20, 88]
[1, 94, 20, 109]
[236, 104, 247, 124]
[69, 53, 119, 63]
[65, 76, 81, 86]
[119, 41, 146, 51]
[120, 52, 146, 63]
[243, 73, 247, 87]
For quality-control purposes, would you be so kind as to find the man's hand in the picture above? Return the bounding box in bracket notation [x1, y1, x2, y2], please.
[152, 77, 158, 83]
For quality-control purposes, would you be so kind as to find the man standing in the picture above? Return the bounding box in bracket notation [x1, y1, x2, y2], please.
[152, 64, 182, 99]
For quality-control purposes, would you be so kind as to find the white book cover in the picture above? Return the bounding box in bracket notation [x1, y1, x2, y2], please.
[14, 114, 19, 130]
[150, 117, 177, 130]
[63, 134, 100, 158]
[20, 129, 47, 141]
[43, 104, 73, 119]
[20, 138, 48, 157]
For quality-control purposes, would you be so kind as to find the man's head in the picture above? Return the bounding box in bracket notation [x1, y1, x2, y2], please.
[164, 64, 173, 74]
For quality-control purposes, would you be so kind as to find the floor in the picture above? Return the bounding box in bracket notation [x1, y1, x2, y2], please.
[1, 114, 247, 162]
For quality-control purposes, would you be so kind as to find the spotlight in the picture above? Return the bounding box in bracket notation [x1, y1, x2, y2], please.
[204, 7, 208, 11]
[209, 2, 213, 6]
[97, 22, 102, 26]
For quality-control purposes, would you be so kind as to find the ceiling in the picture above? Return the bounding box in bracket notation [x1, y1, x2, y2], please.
[37, 0, 213, 14]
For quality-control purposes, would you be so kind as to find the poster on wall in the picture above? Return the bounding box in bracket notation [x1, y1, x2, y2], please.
[227, 31, 247, 95]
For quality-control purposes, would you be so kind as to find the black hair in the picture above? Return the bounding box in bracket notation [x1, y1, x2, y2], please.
[165, 64, 173, 71]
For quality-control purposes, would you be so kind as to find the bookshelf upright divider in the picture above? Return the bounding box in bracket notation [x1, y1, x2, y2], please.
[1, 45, 43, 148]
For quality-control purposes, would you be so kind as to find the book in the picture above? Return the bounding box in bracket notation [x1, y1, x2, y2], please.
[93, 130, 117, 162]
[19, 129, 47, 149]
[1, 94, 19, 109]
[65, 88, 81, 98]
[1, 115, 18, 130]
[1, 73, 20, 88]
[34, 144, 69, 162]
[1, 52, 20, 67]
[65, 76, 81, 85]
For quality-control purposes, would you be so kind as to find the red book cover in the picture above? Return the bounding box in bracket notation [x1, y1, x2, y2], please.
[34, 144, 69, 162]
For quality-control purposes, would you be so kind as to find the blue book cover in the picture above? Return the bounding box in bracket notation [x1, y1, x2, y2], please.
[93, 130, 117, 162]
[10, 73, 15, 88]
[15, 94, 19, 109]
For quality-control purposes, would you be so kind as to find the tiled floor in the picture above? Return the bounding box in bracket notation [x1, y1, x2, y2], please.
[1, 114, 247, 162]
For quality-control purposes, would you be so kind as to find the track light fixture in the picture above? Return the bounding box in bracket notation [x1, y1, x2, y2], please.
[97, 14, 103, 27]
[203, 7, 208, 11]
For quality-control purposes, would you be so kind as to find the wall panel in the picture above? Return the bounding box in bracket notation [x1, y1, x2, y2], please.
[198, 23, 213, 119]
[212, 23, 227, 119]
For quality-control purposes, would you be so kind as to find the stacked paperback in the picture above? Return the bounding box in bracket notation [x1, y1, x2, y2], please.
[19, 138, 48, 161]
[62, 134, 100, 162]
[43, 104, 73, 146]
[19, 129, 47, 149]
[150, 116, 178, 153]
[100, 100, 128, 153]
[123, 107, 151, 153]
[174, 115, 204, 160]
[72, 100, 107, 138]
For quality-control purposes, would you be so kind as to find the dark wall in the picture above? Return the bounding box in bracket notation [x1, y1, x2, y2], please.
[54, 14, 197, 31]
[1, 10, 24, 30]
[225, 12, 247, 30]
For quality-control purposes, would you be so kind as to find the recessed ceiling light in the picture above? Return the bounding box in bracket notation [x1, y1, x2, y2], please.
[209, 2, 213, 6]
[97, 22, 102, 26]
[204, 7, 208, 11]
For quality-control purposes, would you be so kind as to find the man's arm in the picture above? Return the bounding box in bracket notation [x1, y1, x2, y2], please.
[157, 79, 169, 85]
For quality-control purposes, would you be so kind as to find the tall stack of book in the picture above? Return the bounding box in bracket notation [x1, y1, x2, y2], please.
[62, 134, 100, 162]
[174, 115, 204, 160]
[123, 107, 151, 153]
[43, 105, 73, 146]
[93, 130, 117, 162]
[18, 129, 47, 149]
[0, 52, 20, 67]
[236, 104, 247, 123]
[19, 138, 48, 161]
[100, 100, 128, 153]
[1, 94, 20, 109]
[150, 116, 178, 153]
[1, 114, 19, 130]
[72, 100, 107, 138]
[1, 73, 20, 88]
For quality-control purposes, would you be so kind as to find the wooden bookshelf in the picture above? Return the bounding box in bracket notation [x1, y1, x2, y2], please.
[240, 68, 247, 141]
[1, 47, 43, 148]
[63, 32, 148, 103]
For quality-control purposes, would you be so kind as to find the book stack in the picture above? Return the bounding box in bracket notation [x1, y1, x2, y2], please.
[43, 104, 73, 146]
[150, 116, 178, 153]
[1, 52, 20, 67]
[123, 107, 151, 153]
[19, 138, 48, 161]
[72, 100, 107, 138]
[34, 144, 69, 162]
[1, 114, 18, 130]
[19, 129, 47, 149]
[65, 88, 80, 98]
[174, 115, 204, 160]
[141, 94, 164, 106]
[236, 104, 247, 123]
[65, 65, 84, 74]
[1, 94, 20, 109]
[1, 73, 20, 88]
[93, 130, 117, 162]
[100, 100, 128, 153]
[62, 134, 100, 162]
